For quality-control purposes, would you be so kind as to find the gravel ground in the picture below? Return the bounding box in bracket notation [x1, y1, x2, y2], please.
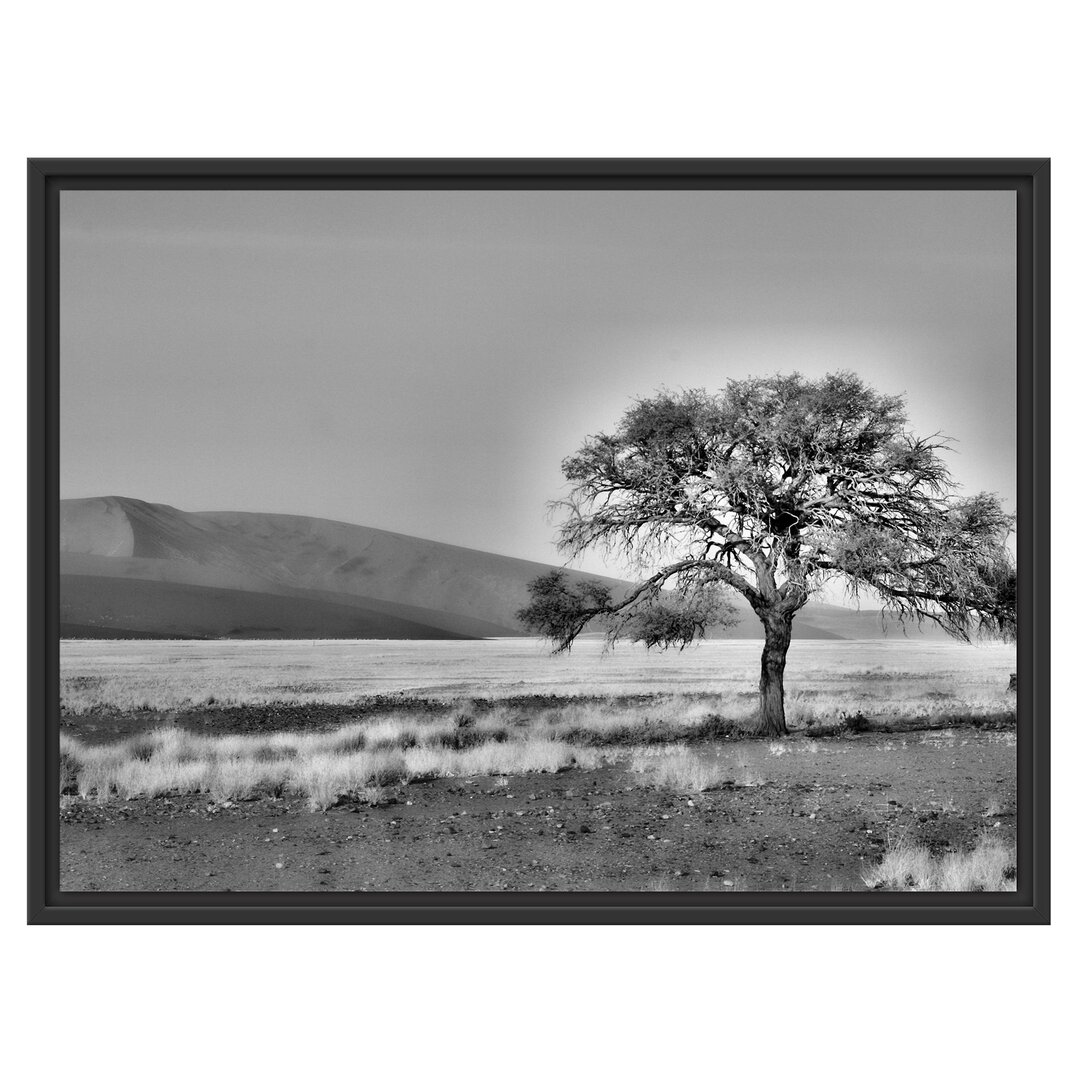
[60, 727, 1016, 893]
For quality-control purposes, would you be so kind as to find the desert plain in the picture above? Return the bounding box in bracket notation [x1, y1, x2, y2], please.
[59, 638, 1018, 893]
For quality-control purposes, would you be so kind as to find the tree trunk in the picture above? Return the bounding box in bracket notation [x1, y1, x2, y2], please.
[758, 611, 793, 735]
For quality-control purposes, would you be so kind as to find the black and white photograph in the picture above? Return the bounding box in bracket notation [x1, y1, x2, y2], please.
[11, 1, 1069, 1074]
[49, 173, 1030, 900]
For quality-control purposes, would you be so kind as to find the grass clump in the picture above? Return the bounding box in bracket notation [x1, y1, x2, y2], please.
[843, 711, 870, 733]
[863, 833, 1016, 891]
[405, 739, 577, 780]
[59, 720, 592, 812]
[643, 754, 729, 793]
[629, 748, 763, 793]
[687, 713, 746, 741]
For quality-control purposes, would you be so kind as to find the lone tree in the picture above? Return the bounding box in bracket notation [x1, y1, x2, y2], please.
[518, 372, 1015, 735]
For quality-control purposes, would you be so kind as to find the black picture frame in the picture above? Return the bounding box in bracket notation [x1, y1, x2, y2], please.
[28, 158, 1050, 924]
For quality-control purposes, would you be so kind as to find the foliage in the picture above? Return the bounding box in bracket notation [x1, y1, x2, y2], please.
[615, 586, 735, 650]
[516, 570, 737, 652]
[523, 372, 1016, 644]
[516, 570, 615, 650]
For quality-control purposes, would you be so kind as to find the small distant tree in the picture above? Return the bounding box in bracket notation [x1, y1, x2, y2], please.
[518, 372, 1015, 735]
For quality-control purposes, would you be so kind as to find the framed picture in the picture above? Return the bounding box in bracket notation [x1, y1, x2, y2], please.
[28, 158, 1049, 923]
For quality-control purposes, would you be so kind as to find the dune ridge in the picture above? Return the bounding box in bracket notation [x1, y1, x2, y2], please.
[59, 496, 949, 641]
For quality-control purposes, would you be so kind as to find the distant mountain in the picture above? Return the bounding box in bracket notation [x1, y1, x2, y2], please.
[58, 496, 950, 641]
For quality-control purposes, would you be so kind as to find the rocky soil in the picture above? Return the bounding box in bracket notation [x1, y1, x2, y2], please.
[60, 727, 1016, 893]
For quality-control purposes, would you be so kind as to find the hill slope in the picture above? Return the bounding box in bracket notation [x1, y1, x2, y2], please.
[59, 496, 950, 641]
[59, 496, 631, 640]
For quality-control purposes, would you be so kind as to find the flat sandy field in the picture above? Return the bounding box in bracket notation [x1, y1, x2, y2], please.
[60, 637, 1015, 711]
[59, 638, 1018, 893]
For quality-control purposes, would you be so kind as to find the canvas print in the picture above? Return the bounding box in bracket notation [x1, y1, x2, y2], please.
[58, 188, 1018, 894]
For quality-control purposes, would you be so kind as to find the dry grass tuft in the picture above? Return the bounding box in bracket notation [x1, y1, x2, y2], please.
[640, 753, 730, 793]
[629, 748, 766, 793]
[58, 719, 603, 812]
[862, 832, 1016, 891]
[403, 739, 578, 780]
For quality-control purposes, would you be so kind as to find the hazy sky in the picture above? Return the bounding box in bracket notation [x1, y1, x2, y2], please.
[61, 188, 1016, 578]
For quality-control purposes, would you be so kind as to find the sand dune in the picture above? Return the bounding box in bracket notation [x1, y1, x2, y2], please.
[59, 496, 949, 641]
